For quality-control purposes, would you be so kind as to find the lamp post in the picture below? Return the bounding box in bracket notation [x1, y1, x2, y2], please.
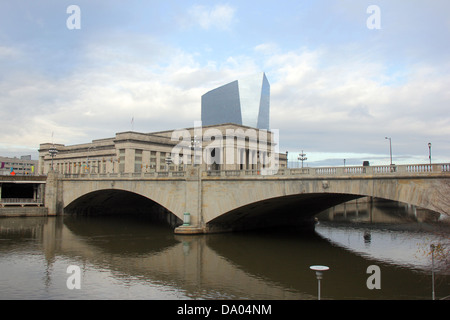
[165, 156, 172, 172]
[298, 150, 307, 168]
[286, 151, 288, 168]
[428, 143, 432, 165]
[48, 147, 58, 172]
[385, 137, 392, 165]
[310, 265, 329, 300]
[191, 136, 201, 167]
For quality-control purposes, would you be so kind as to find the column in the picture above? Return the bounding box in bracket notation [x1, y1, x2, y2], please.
[156, 151, 161, 172]
[38, 156, 45, 175]
[45, 172, 63, 215]
[143, 150, 150, 172]
[174, 167, 204, 234]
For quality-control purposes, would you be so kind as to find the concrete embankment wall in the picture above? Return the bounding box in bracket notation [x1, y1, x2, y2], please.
[0, 207, 48, 217]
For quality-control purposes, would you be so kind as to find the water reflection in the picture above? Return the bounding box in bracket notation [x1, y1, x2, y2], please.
[0, 200, 448, 300]
[317, 197, 443, 224]
[63, 216, 178, 256]
[316, 199, 449, 273]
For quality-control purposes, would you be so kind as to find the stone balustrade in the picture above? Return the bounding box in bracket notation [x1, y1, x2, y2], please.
[61, 163, 450, 180]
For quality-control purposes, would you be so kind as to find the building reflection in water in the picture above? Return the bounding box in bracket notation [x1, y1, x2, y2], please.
[0, 200, 448, 300]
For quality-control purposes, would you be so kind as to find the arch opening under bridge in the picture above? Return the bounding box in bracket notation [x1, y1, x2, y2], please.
[206, 193, 362, 233]
[206, 191, 445, 233]
[64, 189, 183, 228]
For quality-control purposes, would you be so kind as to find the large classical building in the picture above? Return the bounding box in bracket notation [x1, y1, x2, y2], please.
[201, 72, 270, 130]
[38, 123, 286, 175]
[39, 74, 285, 175]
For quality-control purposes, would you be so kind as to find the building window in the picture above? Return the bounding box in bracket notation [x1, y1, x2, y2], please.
[135, 149, 142, 173]
[150, 151, 157, 170]
[119, 149, 125, 173]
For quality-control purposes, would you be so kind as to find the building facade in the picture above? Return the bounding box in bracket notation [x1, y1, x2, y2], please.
[0, 156, 39, 176]
[38, 123, 286, 175]
[201, 73, 270, 130]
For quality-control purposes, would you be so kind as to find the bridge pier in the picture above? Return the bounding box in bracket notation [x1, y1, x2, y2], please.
[45, 171, 64, 216]
[175, 167, 206, 235]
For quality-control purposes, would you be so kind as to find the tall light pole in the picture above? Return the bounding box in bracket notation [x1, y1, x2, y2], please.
[385, 137, 392, 165]
[191, 136, 201, 167]
[48, 147, 58, 172]
[165, 156, 172, 172]
[428, 142, 432, 165]
[286, 151, 288, 168]
[298, 150, 307, 168]
[310, 265, 329, 300]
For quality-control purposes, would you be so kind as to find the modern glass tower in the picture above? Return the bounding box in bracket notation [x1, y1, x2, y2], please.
[201, 72, 270, 130]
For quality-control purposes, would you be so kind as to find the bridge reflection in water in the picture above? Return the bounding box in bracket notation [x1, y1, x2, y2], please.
[0, 202, 448, 300]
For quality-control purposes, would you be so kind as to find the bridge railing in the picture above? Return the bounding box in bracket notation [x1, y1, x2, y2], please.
[220, 163, 450, 177]
[62, 163, 449, 179]
[64, 171, 187, 179]
[277, 163, 449, 176]
[0, 198, 44, 206]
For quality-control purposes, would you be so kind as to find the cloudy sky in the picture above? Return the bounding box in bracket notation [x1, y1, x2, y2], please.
[1, 0, 449, 166]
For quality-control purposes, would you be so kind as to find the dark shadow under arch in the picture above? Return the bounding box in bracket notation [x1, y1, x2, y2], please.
[207, 193, 362, 232]
[64, 189, 182, 228]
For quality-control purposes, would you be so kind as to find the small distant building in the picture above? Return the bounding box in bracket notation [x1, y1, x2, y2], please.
[0, 155, 39, 176]
[201, 72, 270, 130]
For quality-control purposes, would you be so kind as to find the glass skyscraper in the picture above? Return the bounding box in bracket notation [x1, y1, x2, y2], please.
[201, 72, 270, 130]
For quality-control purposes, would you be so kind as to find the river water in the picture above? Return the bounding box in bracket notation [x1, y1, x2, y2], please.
[0, 199, 448, 300]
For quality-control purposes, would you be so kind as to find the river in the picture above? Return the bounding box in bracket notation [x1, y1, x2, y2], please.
[0, 199, 448, 300]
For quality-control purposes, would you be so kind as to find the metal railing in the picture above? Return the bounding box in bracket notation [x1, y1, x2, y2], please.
[0, 198, 44, 205]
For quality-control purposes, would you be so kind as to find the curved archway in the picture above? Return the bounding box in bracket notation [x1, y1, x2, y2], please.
[206, 193, 361, 232]
[64, 189, 182, 228]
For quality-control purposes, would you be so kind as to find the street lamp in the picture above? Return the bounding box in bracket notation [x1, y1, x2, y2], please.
[385, 137, 392, 165]
[310, 265, 329, 300]
[48, 147, 58, 172]
[428, 143, 432, 165]
[298, 150, 307, 168]
[165, 156, 172, 171]
[286, 151, 288, 168]
[191, 136, 201, 167]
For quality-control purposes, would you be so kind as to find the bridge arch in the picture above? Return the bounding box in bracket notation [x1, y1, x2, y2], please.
[64, 189, 182, 227]
[206, 193, 361, 232]
[201, 177, 449, 233]
[60, 178, 187, 224]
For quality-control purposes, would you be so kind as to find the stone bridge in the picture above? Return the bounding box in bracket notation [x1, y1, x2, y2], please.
[44, 163, 450, 234]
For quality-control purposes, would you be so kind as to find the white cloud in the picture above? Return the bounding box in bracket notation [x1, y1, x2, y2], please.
[0, 46, 21, 58]
[0, 37, 257, 156]
[1, 24, 449, 165]
[263, 46, 450, 160]
[254, 43, 279, 55]
[185, 4, 236, 30]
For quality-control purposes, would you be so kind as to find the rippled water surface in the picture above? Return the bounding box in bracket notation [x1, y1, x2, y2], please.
[0, 200, 448, 300]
